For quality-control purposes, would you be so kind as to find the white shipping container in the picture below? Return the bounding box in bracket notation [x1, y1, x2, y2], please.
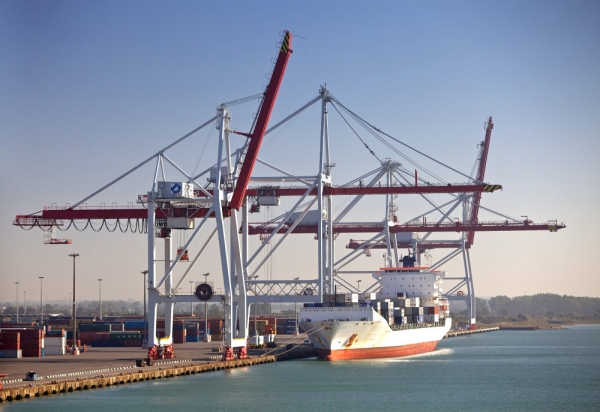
[43, 346, 66, 356]
[45, 336, 67, 346]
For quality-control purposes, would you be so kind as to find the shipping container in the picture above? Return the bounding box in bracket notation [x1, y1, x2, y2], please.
[44, 346, 66, 356]
[0, 349, 22, 358]
[21, 348, 42, 357]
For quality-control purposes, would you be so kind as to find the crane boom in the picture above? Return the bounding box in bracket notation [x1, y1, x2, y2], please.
[467, 117, 494, 246]
[229, 31, 293, 210]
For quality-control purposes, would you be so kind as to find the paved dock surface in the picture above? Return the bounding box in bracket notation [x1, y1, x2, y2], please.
[1, 338, 311, 389]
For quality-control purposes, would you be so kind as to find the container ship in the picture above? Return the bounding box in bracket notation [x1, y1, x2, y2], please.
[299, 258, 451, 361]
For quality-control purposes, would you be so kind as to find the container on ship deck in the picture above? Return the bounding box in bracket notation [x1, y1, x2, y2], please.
[409, 297, 420, 307]
[394, 316, 408, 324]
[417, 315, 425, 323]
[420, 297, 437, 306]
[397, 298, 411, 307]
[394, 308, 405, 317]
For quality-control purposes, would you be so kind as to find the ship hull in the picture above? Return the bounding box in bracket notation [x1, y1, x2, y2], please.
[316, 339, 440, 361]
[299, 306, 451, 361]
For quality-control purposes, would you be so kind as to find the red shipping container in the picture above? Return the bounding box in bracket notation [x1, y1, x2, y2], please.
[20, 329, 43, 339]
[21, 348, 42, 357]
[173, 330, 186, 344]
[92, 332, 110, 341]
[0, 331, 20, 342]
[0, 341, 20, 350]
[20, 338, 42, 349]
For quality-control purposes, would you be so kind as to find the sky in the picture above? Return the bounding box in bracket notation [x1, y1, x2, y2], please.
[1, 0, 599, 307]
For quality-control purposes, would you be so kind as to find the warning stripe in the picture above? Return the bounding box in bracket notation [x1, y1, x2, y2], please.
[483, 184, 502, 192]
[280, 31, 291, 53]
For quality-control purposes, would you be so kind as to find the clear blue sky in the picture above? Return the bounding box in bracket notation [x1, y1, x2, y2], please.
[1, 0, 599, 306]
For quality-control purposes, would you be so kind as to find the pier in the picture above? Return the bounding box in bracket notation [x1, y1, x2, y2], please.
[444, 327, 500, 338]
[0, 339, 317, 403]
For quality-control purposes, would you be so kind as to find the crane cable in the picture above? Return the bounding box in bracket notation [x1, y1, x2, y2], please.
[331, 98, 448, 184]
[330, 96, 474, 183]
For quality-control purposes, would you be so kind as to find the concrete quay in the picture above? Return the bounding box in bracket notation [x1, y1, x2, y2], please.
[0, 355, 277, 402]
[0, 338, 317, 403]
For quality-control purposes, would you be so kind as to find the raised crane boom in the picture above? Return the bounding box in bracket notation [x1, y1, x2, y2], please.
[467, 116, 494, 246]
[229, 31, 293, 210]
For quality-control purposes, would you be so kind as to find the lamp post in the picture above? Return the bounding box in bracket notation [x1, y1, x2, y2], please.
[24, 291, 26, 317]
[251, 275, 259, 335]
[189, 280, 194, 316]
[203, 273, 209, 340]
[98, 279, 103, 320]
[15, 282, 19, 322]
[142, 270, 148, 348]
[68, 253, 79, 353]
[357, 279, 361, 292]
[293, 277, 299, 335]
[38, 276, 45, 324]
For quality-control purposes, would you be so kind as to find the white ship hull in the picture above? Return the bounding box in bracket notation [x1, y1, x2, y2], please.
[299, 305, 451, 361]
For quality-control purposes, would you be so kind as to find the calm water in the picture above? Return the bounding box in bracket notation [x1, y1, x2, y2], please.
[4, 325, 600, 411]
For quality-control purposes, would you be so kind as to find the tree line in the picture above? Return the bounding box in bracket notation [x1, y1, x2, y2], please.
[476, 294, 600, 317]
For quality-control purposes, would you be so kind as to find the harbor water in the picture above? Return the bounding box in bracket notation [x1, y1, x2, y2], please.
[4, 324, 599, 411]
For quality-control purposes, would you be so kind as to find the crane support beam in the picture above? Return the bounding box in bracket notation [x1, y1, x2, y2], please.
[229, 31, 293, 210]
[14, 207, 230, 225]
[15, 183, 500, 225]
[247, 221, 566, 235]
[198, 183, 502, 198]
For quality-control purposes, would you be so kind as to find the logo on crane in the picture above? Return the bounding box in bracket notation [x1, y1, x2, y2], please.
[170, 183, 182, 194]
